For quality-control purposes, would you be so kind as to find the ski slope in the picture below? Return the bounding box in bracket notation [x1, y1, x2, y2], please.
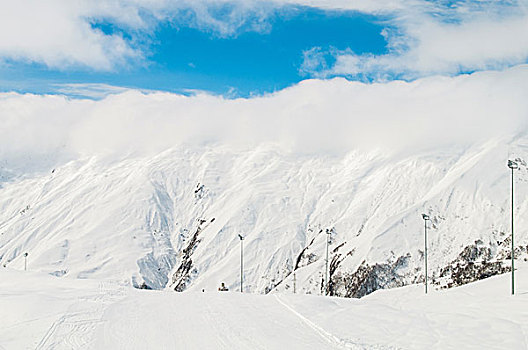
[1, 264, 527, 349]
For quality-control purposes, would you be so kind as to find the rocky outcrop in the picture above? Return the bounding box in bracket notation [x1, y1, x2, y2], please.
[324, 237, 527, 298]
[436, 241, 510, 289]
[170, 218, 213, 291]
[330, 254, 414, 298]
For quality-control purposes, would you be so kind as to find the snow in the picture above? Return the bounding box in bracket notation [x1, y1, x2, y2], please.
[1, 264, 527, 349]
[1, 124, 528, 348]
[1, 135, 527, 295]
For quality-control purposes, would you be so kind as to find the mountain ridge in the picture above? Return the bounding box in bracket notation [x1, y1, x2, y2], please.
[1, 136, 527, 296]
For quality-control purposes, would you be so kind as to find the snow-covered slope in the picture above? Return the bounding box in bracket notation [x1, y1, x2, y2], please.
[1, 263, 527, 349]
[1, 133, 528, 296]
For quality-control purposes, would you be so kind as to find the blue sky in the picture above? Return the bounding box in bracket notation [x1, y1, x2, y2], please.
[0, 1, 527, 98]
[0, 6, 388, 97]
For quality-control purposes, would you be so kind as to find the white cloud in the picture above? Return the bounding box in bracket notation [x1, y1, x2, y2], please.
[53, 83, 136, 99]
[275, 0, 412, 13]
[1, 65, 527, 173]
[0, 0, 292, 69]
[0, 1, 143, 70]
[301, 1, 528, 79]
[410, 14, 528, 74]
[0, 0, 527, 79]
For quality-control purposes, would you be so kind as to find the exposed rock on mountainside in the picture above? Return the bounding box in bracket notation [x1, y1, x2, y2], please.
[329, 254, 415, 298]
[170, 218, 213, 291]
[435, 239, 527, 289]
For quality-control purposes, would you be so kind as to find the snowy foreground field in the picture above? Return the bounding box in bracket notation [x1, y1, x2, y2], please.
[1, 264, 527, 349]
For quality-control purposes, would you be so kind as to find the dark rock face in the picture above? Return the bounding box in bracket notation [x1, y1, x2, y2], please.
[138, 282, 152, 290]
[438, 261, 508, 288]
[437, 242, 509, 289]
[330, 254, 413, 298]
[171, 218, 211, 291]
[172, 258, 195, 292]
[327, 238, 521, 298]
[294, 236, 318, 270]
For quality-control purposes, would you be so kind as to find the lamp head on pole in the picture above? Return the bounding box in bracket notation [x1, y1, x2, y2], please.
[422, 214, 430, 221]
[508, 160, 519, 170]
[238, 234, 244, 241]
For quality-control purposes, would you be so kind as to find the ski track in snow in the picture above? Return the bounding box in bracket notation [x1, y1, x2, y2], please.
[95, 290, 349, 349]
[274, 294, 400, 350]
[34, 281, 125, 350]
[274, 294, 351, 349]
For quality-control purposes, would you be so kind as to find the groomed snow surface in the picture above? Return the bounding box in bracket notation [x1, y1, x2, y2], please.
[1, 263, 527, 349]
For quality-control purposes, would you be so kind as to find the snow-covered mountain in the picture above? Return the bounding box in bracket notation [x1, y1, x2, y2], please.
[1, 133, 528, 297]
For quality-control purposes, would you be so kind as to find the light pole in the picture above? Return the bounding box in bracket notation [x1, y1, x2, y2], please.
[508, 160, 519, 295]
[24, 252, 28, 271]
[238, 234, 244, 293]
[325, 230, 331, 296]
[293, 271, 296, 294]
[422, 214, 430, 294]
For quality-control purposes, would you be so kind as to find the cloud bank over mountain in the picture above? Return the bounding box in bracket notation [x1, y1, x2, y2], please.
[1, 65, 527, 173]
